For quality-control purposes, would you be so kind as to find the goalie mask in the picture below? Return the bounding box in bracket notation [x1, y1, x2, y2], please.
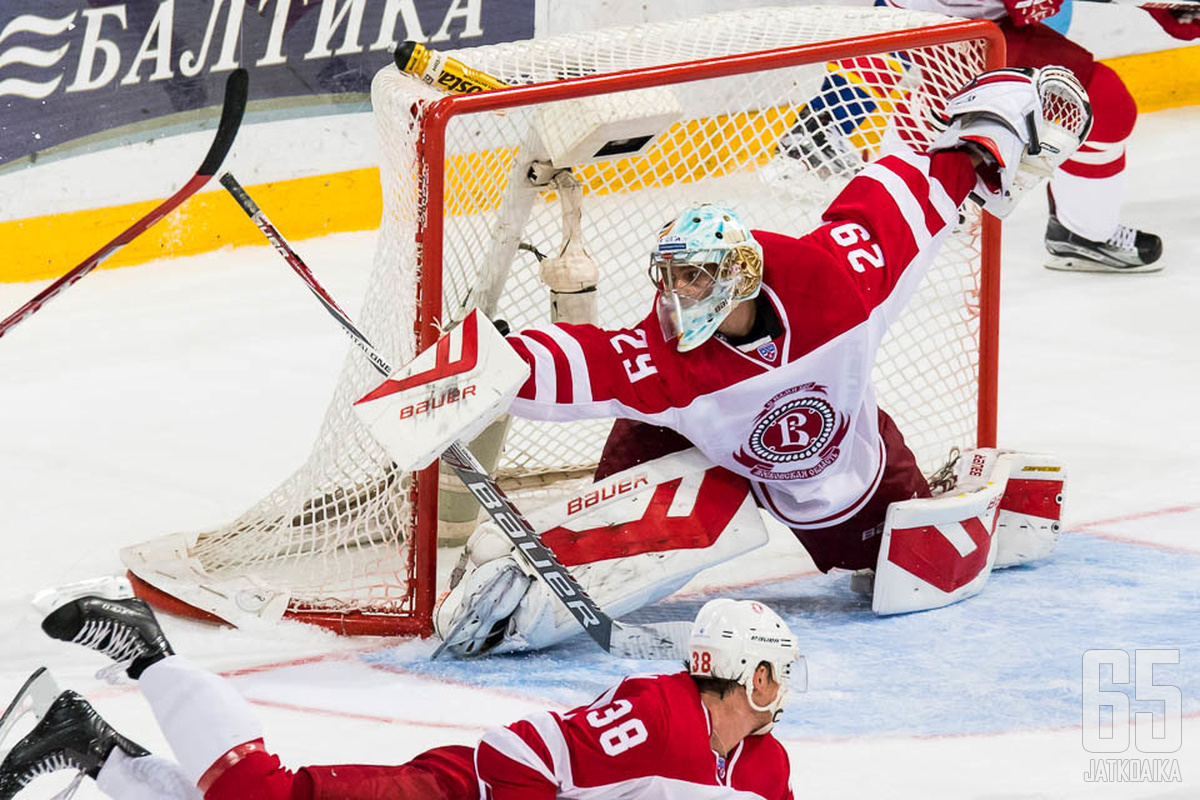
[649, 204, 763, 352]
[688, 598, 804, 734]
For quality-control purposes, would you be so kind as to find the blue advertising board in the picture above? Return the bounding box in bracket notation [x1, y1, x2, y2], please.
[0, 0, 535, 170]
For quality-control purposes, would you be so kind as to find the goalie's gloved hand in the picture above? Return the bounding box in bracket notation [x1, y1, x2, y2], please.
[931, 66, 1091, 218]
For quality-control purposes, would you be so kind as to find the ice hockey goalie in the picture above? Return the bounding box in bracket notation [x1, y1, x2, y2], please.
[355, 66, 1087, 657]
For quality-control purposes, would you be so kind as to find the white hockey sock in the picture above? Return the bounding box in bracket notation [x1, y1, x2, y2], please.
[137, 656, 263, 785]
[1050, 167, 1126, 242]
[96, 749, 202, 800]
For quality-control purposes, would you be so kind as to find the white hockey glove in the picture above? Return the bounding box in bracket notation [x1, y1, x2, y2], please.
[931, 66, 1093, 218]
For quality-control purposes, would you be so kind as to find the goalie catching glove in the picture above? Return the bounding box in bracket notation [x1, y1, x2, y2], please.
[931, 66, 1093, 218]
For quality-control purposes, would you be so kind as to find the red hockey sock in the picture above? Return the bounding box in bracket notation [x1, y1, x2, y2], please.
[203, 745, 299, 800]
[297, 745, 479, 800]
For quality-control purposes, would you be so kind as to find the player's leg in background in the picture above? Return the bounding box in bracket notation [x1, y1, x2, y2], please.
[0, 679, 194, 800]
[39, 598, 479, 799]
[1000, 20, 1162, 272]
[783, 409, 930, 574]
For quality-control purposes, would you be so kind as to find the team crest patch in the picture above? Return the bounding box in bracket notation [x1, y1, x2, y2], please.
[756, 341, 778, 362]
[732, 382, 850, 480]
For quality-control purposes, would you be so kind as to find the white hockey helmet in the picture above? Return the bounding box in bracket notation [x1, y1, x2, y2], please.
[688, 598, 804, 733]
[649, 204, 763, 352]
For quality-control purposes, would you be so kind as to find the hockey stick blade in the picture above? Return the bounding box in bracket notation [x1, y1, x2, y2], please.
[0, 68, 249, 341]
[222, 177, 690, 660]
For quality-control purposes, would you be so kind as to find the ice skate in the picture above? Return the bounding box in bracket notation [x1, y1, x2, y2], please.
[0, 690, 146, 800]
[42, 597, 174, 680]
[1044, 214, 1163, 273]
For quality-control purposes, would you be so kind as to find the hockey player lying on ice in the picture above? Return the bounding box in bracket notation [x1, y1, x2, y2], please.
[353, 67, 1086, 658]
[1, 596, 801, 799]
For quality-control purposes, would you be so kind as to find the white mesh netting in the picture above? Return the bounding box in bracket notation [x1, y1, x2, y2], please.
[123, 6, 998, 633]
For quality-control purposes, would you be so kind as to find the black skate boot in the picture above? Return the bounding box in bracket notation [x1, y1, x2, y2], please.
[0, 691, 147, 799]
[1044, 214, 1163, 273]
[42, 597, 174, 680]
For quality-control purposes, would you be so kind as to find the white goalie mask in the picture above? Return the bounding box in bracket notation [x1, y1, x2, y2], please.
[688, 598, 804, 734]
[649, 204, 764, 352]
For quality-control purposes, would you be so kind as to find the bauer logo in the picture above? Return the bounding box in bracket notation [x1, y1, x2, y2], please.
[565, 474, 650, 516]
[0, 0, 535, 168]
[394, 385, 476, 420]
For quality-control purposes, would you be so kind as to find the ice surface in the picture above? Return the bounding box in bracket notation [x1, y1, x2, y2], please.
[1, 108, 1198, 799]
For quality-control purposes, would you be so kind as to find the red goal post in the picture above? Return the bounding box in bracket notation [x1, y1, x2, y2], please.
[124, 10, 1005, 637]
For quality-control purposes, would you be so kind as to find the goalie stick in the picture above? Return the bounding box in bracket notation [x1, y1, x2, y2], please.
[0, 69, 249, 341]
[218, 172, 690, 661]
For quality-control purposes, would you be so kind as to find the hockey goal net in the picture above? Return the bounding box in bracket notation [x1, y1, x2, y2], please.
[123, 7, 1003, 636]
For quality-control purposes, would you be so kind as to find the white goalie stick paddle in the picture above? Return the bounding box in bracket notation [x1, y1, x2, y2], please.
[0, 69, 249, 341]
[218, 172, 691, 661]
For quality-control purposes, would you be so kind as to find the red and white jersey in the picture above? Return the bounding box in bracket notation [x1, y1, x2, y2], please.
[878, 0, 1007, 21]
[507, 150, 975, 530]
[474, 671, 792, 799]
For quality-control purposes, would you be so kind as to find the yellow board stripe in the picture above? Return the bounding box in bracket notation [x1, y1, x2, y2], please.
[1103, 45, 1200, 114]
[2, 46, 1196, 284]
[1, 169, 382, 284]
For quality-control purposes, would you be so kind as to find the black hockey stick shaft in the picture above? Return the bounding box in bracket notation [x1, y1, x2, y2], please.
[0, 69, 249, 341]
[217, 173, 391, 377]
[218, 173, 682, 659]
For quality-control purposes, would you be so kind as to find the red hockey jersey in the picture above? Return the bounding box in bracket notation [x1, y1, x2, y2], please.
[507, 149, 976, 530]
[474, 670, 793, 799]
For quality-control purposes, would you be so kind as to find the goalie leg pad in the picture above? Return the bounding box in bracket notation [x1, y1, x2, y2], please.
[872, 459, 1009, 616]
[436, 450, 768, 656]
[993, 453, 1066, 568]
[955, 448, 1065, 568]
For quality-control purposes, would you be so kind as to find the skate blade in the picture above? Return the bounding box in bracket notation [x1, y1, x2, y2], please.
[32, 575, 133, 616]
[0, 668, 61, 759]
[1044, 255, 1164, 274]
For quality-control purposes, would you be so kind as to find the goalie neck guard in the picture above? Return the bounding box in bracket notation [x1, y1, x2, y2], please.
[649, 204, 763, 352]
[688, 599, 803, 734]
